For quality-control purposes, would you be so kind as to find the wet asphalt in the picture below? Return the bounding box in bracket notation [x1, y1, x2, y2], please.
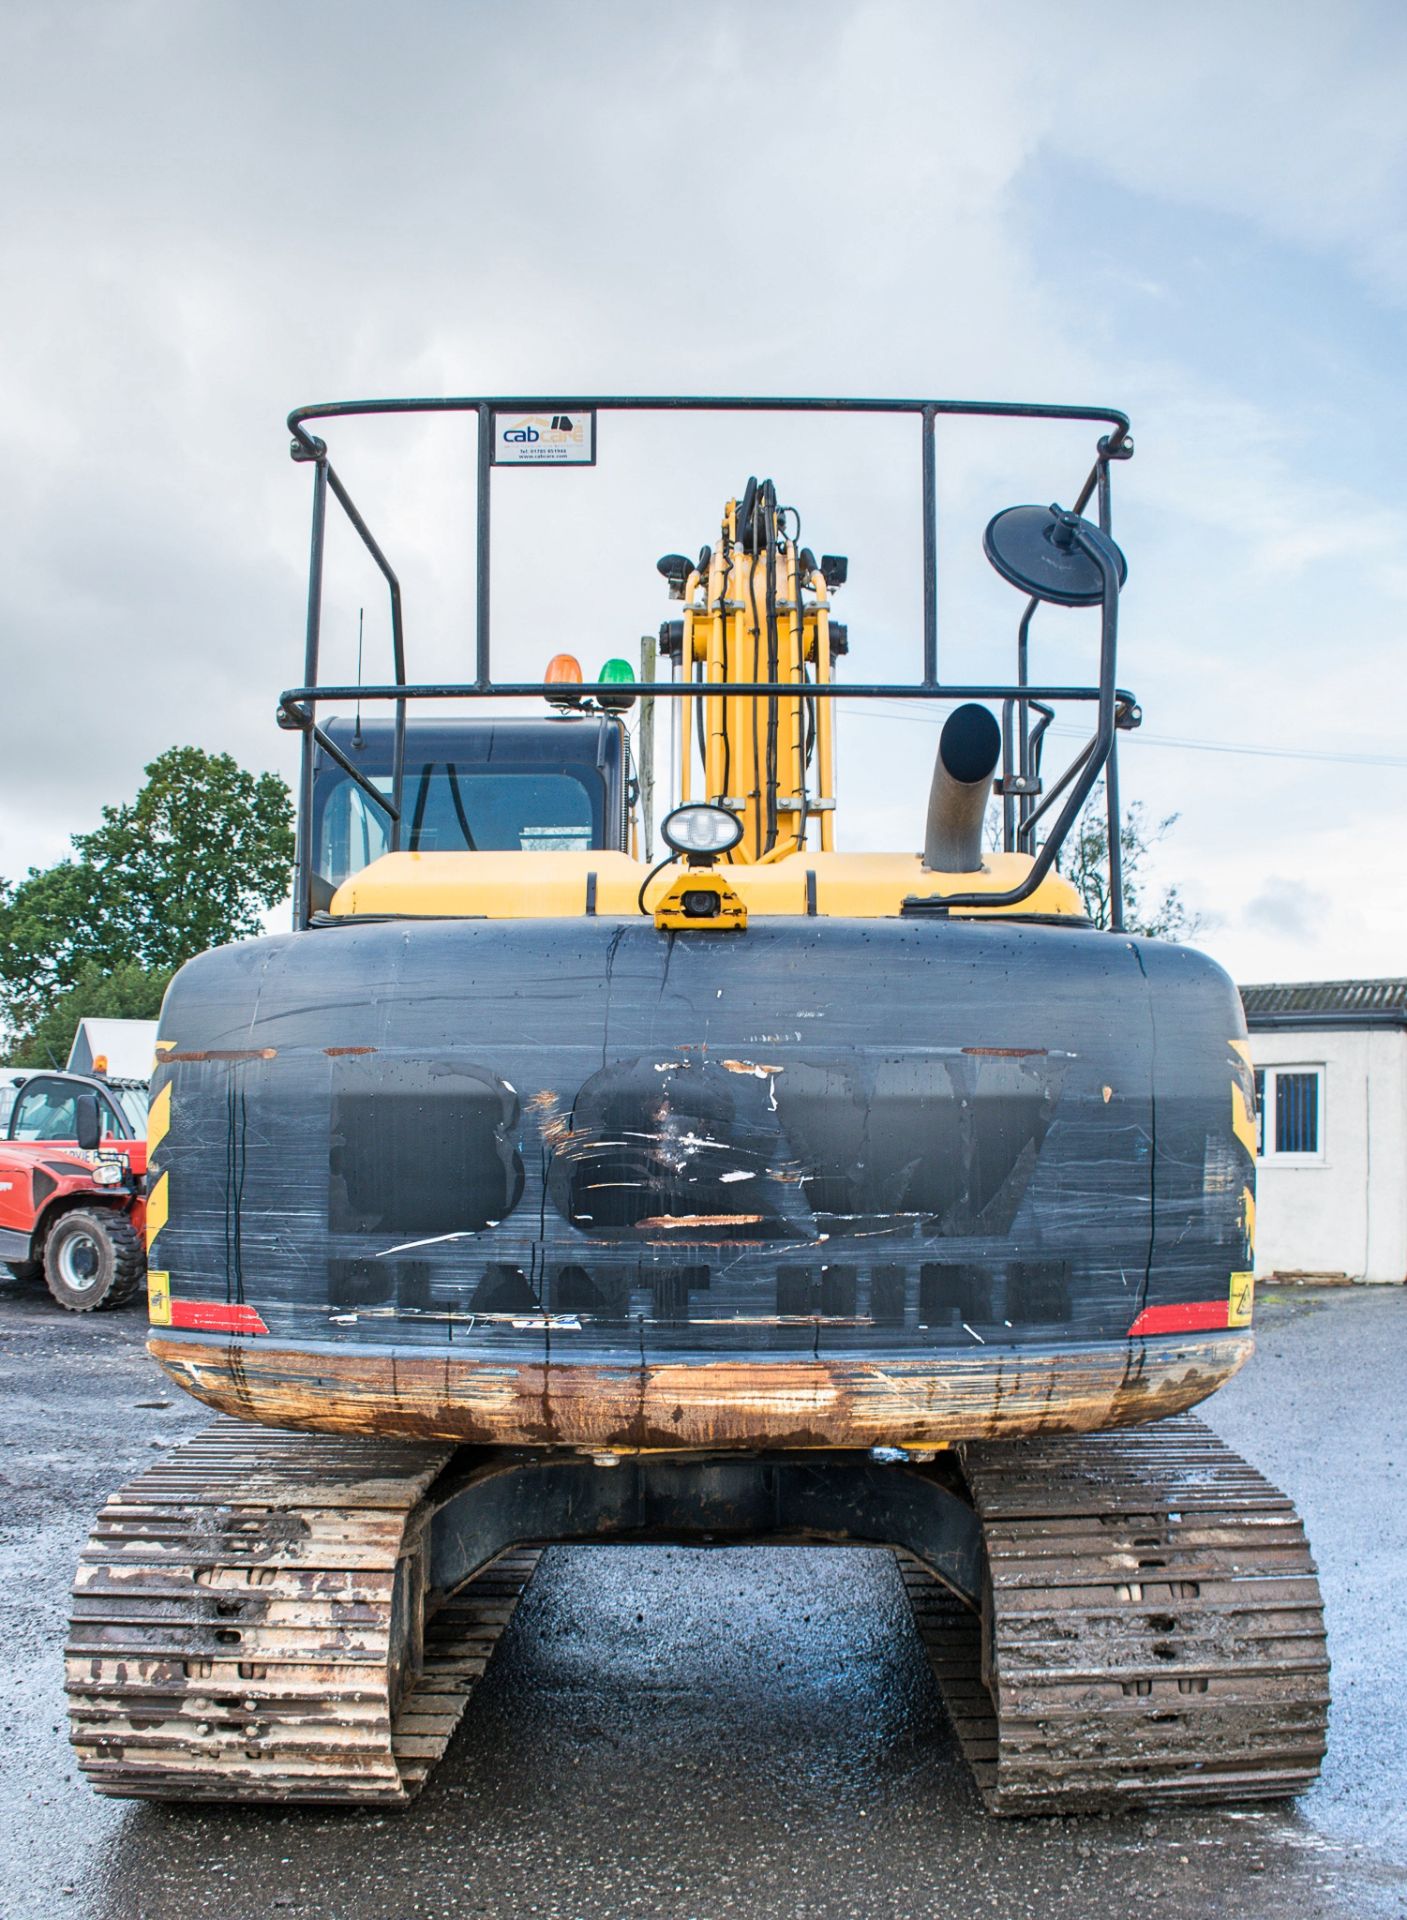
[0, 1276, 1402, 1920]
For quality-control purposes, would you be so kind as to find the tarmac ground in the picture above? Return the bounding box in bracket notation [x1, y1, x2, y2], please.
[0, 1276, 1403, 1920]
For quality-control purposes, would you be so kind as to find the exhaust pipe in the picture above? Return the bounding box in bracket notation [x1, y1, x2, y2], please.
[923, 703, 1002, 872]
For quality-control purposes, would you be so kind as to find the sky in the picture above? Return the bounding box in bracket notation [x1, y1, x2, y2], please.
[2, 0, 1404, 984]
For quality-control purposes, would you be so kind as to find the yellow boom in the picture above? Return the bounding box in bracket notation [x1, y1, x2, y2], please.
[677, 480, 837, 859]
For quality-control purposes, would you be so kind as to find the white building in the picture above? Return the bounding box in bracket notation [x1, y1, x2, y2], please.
[66, 1017, 159, 1081]
[1240, 979, 1407, 1285]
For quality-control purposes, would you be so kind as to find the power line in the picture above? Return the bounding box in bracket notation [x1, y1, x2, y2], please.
[851, 701, 1407, 770]
[1052, 724, 1406, 769]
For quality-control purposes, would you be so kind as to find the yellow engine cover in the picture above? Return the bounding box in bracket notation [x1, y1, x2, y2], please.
[329, 849, 1086, 921]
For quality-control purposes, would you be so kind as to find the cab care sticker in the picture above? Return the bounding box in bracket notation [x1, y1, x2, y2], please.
[492, 410, 596, 466]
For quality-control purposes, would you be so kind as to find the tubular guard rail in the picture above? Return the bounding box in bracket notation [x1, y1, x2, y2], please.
[280, 396, 1137, 929]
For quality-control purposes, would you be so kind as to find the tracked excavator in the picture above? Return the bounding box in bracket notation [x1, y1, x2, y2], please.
[66, 396, 1328, 1814]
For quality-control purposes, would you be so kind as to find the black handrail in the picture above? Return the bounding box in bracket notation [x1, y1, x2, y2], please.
[281, 680, 1135, 708]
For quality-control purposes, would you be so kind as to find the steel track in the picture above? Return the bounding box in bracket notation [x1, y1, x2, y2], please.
[901, 1414, 1329, 1813]
[66, 1421, 539, 1804]
[67, 1412, 1328, 1813]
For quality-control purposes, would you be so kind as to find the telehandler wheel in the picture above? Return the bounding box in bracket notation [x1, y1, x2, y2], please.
[43, 1209, 145, 1313]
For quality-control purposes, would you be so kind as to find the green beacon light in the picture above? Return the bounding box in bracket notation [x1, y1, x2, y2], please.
[597, 657, 636, 714]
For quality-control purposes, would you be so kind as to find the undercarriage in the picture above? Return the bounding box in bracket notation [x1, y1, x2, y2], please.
[67, 1415, 1327, 1812]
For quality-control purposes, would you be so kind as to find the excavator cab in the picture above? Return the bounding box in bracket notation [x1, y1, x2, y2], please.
[310, 713, 633, 901]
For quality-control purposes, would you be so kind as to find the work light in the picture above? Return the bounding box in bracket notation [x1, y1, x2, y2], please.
[660, 803, 743, 861]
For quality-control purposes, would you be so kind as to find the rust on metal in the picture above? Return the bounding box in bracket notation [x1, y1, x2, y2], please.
[163, 1048, 278, 1062]
[64, 1409, 1325, 1813]
[148, 1333, 1252, 1452]
[527, 1089, 570, 1147]
[636, 1213, 767, 1231]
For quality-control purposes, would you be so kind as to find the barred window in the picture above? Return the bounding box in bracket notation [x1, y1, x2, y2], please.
[1275, 1071, 1320, 1155]
[1253, 1066, 1323, 1161]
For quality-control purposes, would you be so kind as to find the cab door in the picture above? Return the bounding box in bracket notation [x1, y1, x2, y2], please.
[8, 1078, 127, 1146]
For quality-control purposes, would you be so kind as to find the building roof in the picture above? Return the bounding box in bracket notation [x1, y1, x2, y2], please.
[1240, 978, 1407, 1031]
[66, 1017, 159, 1079]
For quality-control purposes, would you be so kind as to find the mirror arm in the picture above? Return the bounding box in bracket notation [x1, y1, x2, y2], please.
[905, 528, 1119, 917]
[1020, 731, 1097, 847]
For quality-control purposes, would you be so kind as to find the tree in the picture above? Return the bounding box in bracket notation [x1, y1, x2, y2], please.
[72, 747, 294, 971]
[0, 860, 119, 1029]
[1062, 783, 1201, 939]
[0, 747, 293, 1047]
[8, 960, 175, 1070]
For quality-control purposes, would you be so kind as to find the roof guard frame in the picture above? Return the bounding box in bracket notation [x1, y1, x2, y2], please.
[280, 396, 1135, 929]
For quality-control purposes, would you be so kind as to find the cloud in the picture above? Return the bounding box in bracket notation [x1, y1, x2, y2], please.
[1244, 876, 1330, 944]
[0, 0, 1403, 984]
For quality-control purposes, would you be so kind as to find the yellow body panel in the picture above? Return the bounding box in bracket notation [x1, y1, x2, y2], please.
[145, 1170, 169, 1250]
[331, 848, 1085, 920]
[676, 495, 839, 858]
[146, 1080, 171, 1157]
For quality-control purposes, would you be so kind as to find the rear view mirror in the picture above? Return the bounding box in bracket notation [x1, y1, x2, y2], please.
[74, 1093, 102, 1153]
[983, 503, 1127, 607]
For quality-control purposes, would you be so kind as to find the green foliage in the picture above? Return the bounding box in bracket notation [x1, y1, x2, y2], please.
[0, 860, 116, 1022]
[1063, 784, 1201, 939]
[0, 747, 293, 1045]
[72, 746, 294, 971]
[8, 960, 174, 1070]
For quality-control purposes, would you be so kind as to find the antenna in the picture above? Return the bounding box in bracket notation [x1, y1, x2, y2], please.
[353, 607, 364, 745]
[639, 633, 656, 859]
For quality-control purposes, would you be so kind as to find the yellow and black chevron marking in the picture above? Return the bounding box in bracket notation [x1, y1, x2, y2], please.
[145, 1075, 172, 1320]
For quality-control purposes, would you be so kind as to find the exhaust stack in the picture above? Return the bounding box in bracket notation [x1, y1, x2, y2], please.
[923, 703, 1002, 872]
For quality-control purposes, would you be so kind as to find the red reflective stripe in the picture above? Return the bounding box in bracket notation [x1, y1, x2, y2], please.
[1128, 1300, 1231, 1337]
[167, 1300, 269, 1335]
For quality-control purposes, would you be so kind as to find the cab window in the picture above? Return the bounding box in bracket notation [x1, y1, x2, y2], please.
[10, 1082, 121, 1142]
[318, 766, 599, 888]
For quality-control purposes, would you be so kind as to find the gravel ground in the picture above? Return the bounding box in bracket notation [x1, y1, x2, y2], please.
[0, 1276, 1402, 1920]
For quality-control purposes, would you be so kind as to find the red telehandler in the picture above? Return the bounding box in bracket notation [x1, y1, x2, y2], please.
[0, 1068, 148, 1310]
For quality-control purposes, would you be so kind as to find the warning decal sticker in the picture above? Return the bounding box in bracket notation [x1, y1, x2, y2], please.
[1228, 1271, 1255, 1327]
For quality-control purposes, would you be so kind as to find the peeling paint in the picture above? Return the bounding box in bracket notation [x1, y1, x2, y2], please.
[377, 1230, 480, 1257]
[148, 1331, 1253, 1449]
[636, 1214, 766, 1230]
[148, 914, 1256, 1425]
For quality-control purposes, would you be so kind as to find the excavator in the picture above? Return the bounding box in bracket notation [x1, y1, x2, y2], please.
[65, 396, 1328, 1815]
